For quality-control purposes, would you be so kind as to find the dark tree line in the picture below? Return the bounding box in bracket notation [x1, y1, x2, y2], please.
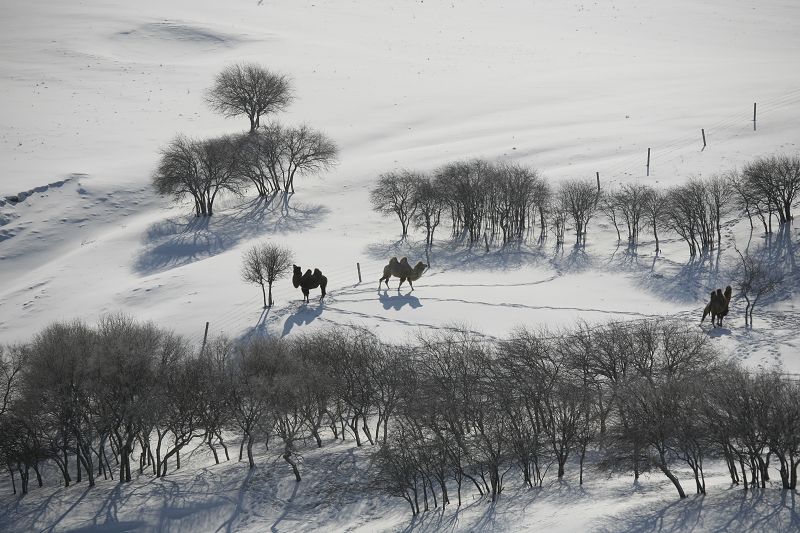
[4, 317, 798, 518]
[374, 322, 800, 515]
[369, 154, 799, 256]
[370, 159, 551, 247]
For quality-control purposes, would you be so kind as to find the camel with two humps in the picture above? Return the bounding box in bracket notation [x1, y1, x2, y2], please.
[378, 257, 428, 291]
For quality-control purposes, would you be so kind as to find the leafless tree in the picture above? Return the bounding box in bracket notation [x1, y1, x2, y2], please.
[412, 175, 445, 248]
[599, 188, 623, 242]
[663, 180, 714, 256]
[643, 187, 668, 253]
[281, 124, 339, 193]
[224, 337, 283, 469]
[557, 179, 599, 246]
[241, 242, 294, 308]
[742, 154, 800, 225]
[615, 183, 653, 247]
[206, 63, 293, 133]
[153, 135, 245, 216]
[0, 345, 26, 418]
[734, 247, 784, 327]
[237, 124, 338, 196]
[706, 175, 733, 248]
[370, 170, 423, 239]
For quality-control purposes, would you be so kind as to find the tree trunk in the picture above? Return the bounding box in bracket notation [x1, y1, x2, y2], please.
[8, 465, 16, 494]
[247, 434, 255, 469]
[284, 451, 301, 482]
[659, 461, 686, 499]
[208, 434, 220, 465]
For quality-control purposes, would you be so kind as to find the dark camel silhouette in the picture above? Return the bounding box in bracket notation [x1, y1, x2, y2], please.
[701, 285, 732, 327]
[378, 257, 428, 291]
[292, 264, 327, 303]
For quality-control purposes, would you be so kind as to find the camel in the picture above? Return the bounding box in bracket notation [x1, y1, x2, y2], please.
[378, 257, 428, 291]
[292, 264, 327, 303]
[701, 285, 732, 327]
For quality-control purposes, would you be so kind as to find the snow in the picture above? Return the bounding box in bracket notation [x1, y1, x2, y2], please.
[1, 0, 800, 531]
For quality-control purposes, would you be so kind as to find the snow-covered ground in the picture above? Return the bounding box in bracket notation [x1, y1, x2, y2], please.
[1, 0, 800, 531]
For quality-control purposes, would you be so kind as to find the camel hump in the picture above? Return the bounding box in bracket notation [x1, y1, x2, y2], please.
[313, 268, 323, 277]
[400, 257, 410, 265]
[724, 285, 732, 300]
[389, 257, 399, 265]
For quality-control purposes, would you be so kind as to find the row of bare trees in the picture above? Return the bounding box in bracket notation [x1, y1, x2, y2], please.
[0, 319, 407, 494]
[373, 323, 800, 515]
[370, 160, 551, 247]
[3, 317, 798, 513]
[369, 154, 799, 254]
[153, 63, 338, 216]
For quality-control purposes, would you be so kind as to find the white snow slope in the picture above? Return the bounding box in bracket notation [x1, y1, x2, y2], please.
[1, 0, 799, 531]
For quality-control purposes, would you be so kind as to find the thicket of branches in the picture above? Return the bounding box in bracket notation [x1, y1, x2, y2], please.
[370, 159, 550, 247]
[368, 153, 798, 254]
[3, 318, 798, 515]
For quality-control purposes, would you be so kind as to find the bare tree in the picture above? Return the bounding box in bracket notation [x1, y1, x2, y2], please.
[734, 247, 784, 327]
[742, 154, 800, 225]
[153, 135, 245, 216]
[237, 124, 338, 195]
[663, 181, 714, 256]
[616, 183, 653, 247]
[643, 187, 668, 253]
[241, 243, 294, 308]
[0, 345, 26, 417]
[706, 175, 733, 248]
[558, 179, 599, 246]
[370, 170, 423, 239]
[206, 63, 293, 133]
[281, 124, 339, 194]
[412, 175, 445, 248]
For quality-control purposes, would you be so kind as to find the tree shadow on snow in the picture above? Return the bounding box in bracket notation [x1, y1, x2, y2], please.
[593, 488, 800, 533]
[364, 237, 549, 276]
[632, 251, 727, 305]
[133, 194, 328, 275]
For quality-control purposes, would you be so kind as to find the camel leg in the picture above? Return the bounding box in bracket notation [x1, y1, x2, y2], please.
[408, 279, 414, 291]
[398, 277, 405, 291]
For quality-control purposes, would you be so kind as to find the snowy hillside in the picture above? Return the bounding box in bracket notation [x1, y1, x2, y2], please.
[1, 0, 800, 531]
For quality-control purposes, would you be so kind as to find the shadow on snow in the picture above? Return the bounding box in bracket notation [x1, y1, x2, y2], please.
[134, 194, 328, 276]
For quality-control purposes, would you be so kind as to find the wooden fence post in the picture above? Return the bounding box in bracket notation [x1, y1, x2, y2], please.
[701, 128, 706, 150]
[753, 102, 757, 131]
[646, 148, 651, 176]
[201, 322, 209, 353]
[356, 262, 362, 283]
[596, 171, 600, 192]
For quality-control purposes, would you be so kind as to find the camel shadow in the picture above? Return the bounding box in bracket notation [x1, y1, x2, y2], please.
[707, 326, 732, 338]
[378, 290, 422, 311]
[134, 193, 328, 275]
[282, 302, 325, 336]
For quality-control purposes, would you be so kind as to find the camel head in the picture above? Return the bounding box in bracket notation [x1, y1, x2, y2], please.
[292, 265, 302, 287]
[407, 261, 428, 281]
